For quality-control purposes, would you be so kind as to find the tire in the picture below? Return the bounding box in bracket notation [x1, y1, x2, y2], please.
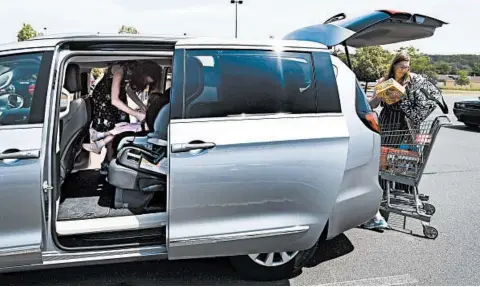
[465, 123, 479, 129]
[229, 241, 319, 281]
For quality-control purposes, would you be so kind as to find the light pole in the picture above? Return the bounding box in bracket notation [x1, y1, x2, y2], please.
[230, 0, 243, 38]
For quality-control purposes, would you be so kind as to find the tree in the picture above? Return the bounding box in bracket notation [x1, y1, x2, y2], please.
[472, 63, 480, 76]
[17, 23, 40, 42]
[118, 25, 138, 34]
[455, 70, 470, 86]
[352, 46, 392, 82]
[434, 61, 451, 75]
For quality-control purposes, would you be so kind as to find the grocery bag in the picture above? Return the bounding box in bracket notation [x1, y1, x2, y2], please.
[399, 74, 449, 125]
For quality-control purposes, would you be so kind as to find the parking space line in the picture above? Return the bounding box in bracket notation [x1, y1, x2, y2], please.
[319, 274, 418, 286]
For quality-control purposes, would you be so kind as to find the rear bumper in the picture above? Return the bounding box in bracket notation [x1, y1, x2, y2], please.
[453, 108, 480, 125]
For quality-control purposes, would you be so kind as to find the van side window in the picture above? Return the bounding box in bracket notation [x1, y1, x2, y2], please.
[182, 50, 316, 119]
[0, 52, 52, 126]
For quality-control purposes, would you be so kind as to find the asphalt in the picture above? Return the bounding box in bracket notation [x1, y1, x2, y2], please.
[2, 94, 480, 286]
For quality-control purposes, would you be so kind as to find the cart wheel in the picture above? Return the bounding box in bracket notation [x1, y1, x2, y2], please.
[423, 226, 438, 239]
[423, 203, 436, 216]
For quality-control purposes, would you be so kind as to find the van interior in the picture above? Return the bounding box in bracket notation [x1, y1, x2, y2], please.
[53, 54, 173, 249]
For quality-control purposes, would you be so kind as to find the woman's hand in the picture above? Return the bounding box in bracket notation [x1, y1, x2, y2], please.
[135, 111, 146, 122]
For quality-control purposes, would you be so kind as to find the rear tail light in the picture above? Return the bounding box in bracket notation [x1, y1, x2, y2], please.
[28, 84, 35, 96]
[364, 112, 380, 133]
[355, 81, 380, 134]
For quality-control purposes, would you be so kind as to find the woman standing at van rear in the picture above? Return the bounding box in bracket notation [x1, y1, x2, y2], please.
[363, 51, 417, 229]
[85, 61, 163, 173]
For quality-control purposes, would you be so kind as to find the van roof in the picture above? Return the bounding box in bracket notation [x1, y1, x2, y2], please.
[0, 33, 327, 53]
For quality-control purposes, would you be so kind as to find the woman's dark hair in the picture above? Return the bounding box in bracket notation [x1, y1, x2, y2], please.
[131, 61, 163, 90]
[385, 51, 411, 84]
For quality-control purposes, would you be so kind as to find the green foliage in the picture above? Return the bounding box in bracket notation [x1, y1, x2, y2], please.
[472, 63, 480, 76]
[118, 25, 139, 34]
[455, 70, 471, 86]
[434, 61, 451, 75]
[17, 23, 39, 42]
[352, 47, 392, 82]
[429, 54, 480, 75]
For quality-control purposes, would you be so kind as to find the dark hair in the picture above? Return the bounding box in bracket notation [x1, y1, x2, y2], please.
[131, 61, 163, 90]
[385, 51, 411, 83]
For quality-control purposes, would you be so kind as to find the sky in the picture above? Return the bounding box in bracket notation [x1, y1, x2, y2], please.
[1, 0, 477, 55]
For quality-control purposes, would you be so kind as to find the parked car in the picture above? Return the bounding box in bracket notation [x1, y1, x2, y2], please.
[453, 97, 480, 128]
[0, 10, 445, 281]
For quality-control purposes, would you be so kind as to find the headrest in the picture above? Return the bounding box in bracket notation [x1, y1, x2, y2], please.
[64, 64, 81, 93]
[146, 91, 169, 131]
[80, 72, 89, 95]
[148, 103, 170, 141]
[218, 57, 285, 114]
[185, 57, 204, 102]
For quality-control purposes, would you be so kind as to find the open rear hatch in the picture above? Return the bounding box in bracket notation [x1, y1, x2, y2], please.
[283, 10, 447, 48]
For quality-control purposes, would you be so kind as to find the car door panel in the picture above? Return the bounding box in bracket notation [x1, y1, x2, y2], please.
[0, 50, 53, 268]
[168, 115, 349, 259]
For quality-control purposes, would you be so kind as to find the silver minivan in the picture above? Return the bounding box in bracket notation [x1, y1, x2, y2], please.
[0, 10, 445, 281]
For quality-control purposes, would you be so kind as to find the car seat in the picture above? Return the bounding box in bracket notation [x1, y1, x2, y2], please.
[106, 103, 170, 212]
[59, 64, 93, 184]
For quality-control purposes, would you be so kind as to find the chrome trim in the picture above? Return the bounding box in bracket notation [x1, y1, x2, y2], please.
[69, 51, 174, 57]
[170, 112, 344, 124]
[0, 123, 43, 130]
[169, 225, 310, 247]
[0, 246, 41, 257]
[175, 44, 326, 52]
[0, 149, 40, 160]
[42, 245, 167, 263]
[0, 47, 55, 56]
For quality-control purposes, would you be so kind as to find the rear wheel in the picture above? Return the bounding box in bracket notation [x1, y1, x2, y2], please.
[229, 241, 319, 281]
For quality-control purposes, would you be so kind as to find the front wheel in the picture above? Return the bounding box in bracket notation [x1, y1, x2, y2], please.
[229, 241, 319, 281]
[465, 123, 479, 129]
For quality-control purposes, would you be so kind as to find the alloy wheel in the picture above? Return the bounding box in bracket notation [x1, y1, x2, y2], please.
[248, 251, 299, 267]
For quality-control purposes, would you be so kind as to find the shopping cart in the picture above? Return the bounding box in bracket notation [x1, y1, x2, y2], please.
[378, 115, 451, 239]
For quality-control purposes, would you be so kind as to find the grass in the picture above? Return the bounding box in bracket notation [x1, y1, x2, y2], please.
[440, 86, 480, 94]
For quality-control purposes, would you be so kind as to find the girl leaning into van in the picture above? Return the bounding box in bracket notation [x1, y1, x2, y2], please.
[82, 61, 163, 174]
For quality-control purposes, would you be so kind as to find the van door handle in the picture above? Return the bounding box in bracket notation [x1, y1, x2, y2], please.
[171, 142, 216, 153]
[0, 149, 40, 160]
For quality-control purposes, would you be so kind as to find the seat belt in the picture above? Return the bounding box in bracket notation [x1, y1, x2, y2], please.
[125, 84, 147, 113]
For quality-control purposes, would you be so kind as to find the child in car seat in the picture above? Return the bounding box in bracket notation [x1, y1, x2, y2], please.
[82, 121, 148, 155]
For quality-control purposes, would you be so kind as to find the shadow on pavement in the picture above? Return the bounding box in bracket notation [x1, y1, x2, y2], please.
[305, 233, 354, 268]
[1, 235, 356, 286]
[443, 124, 480, 133]
[1, 257, 289, 286]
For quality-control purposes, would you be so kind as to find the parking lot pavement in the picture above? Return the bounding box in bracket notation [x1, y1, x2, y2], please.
[2, 94, 480, 286]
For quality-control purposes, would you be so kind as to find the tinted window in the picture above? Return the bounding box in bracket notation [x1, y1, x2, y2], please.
[0, 52, 52, 126]
[355, 79, 372, 114]
[182, 50, 316, 119]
